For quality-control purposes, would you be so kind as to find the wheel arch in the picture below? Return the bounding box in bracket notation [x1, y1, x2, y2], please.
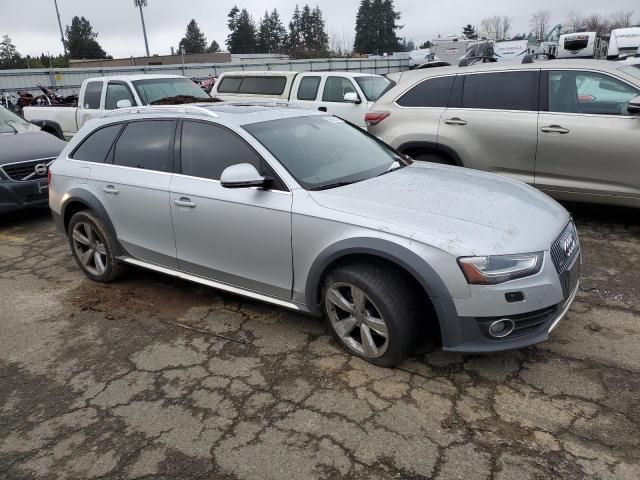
[397, 141, 463, 167]
[305, 238, 458, 344]
[61, 189, 123, 256]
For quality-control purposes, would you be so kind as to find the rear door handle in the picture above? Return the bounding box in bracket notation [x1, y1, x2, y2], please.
[174, 197, 196, 208]
[102, 185, 119, 195]
[541, 125, 570, 134]
[445, 117, 467, 126]
[318, 106, 327, 112]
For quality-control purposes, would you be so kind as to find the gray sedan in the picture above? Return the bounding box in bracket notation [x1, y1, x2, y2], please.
[49, 104, 580, 366]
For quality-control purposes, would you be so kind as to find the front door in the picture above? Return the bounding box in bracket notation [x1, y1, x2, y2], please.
[317, 76, 368, 128]
[170, 120, 293, 299]
[90, 119, 178, 267]
[535, 70, 640, 201]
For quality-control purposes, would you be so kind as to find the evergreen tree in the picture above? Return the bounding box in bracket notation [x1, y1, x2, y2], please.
[179, 19, 207, 54]
[353, 0, 401, 54]
[288, 5, 302, 54]
[463, 24, 478, 39]
[0, 35, 20, 68]
[258, 9, 287, 53]
[64, 16, 108, 59]
[310, 7, 329, 53]
[226, 7, 257, 54]
[207, 40, 221, 53]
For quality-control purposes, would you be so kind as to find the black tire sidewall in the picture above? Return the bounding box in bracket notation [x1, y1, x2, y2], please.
[322, 265, 416, 367]
[67, 211, 118, 282]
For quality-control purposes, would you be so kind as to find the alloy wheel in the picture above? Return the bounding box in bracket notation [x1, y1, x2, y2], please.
[325, 282, 389, 358]
[71, 222, 108, 276]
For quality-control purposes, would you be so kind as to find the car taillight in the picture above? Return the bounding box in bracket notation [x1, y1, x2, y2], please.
[365, 111, 390, 127]
[47, 168, 52, 185]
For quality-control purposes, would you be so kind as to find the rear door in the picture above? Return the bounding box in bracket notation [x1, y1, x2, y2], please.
[90, 119, 178, 267]
[290, 74, 322, 111]
[77, 80, 106, 129]
[535, 69, 640, 201]
[170, 120, 293, 299]
[438, 70, 540, 184]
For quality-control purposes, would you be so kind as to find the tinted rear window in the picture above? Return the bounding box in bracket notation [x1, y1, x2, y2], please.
[462, 71, 539, 111]
[71, 124, 123, 162]
[113, 120, 175, 171]
[218, 76, 287, 95]
[396, 76, 455, 107]
[297, 76, 321, 100]
[83, 81, 103, 109]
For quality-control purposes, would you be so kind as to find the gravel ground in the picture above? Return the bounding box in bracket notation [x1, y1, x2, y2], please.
[0, 204, 639, 479]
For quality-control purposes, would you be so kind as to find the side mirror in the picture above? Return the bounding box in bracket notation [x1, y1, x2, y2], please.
[116, 99, 132, 109]
[220, 163, 268, 189]
[628, 95, 640, 115]
[343, 92, 361, 104]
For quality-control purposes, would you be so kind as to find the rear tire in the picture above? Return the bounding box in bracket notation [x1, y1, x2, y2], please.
[68, 210, 124, 283]
[412, 152, 454, 165]
[322, 262, 420, 367]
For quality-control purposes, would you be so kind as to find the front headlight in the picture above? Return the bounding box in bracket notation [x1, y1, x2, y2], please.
[458, 253, 543, 285]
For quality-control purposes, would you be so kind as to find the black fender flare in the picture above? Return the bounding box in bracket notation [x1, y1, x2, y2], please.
[397, 141, 464, 167]
[61, 189, 124, 256]
[304, 237, 460, 345]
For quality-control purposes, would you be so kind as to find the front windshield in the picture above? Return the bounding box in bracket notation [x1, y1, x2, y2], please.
[243, 115, 405, 190]
[354, 76, 394, 101]
[0, 107, 31, 134]
[619, 65, 640, 81]
[132, 78, 211, 104]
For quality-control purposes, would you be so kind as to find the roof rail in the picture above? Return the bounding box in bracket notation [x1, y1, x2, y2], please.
[99, 104, 218, 119]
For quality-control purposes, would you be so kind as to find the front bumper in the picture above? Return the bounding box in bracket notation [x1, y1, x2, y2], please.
[0, 179, 49, 214]
[438, 222, 581, 353]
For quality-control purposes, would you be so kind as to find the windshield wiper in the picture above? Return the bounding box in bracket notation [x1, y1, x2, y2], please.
[376, 161, 406, 177]
[310, 180, 361, 191]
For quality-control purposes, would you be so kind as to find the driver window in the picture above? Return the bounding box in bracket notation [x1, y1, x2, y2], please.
[322, 77, 358, 103]
[105, 83, 135, 110]
[549, 71, 639, 115]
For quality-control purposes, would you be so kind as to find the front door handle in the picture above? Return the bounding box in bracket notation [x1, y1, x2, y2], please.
[541, 125, 570, 134]
[318, 106, 327, 112]
[102, 185, 119, 195]
[445, 117, 467, 126]
[174, 197, 196, 208]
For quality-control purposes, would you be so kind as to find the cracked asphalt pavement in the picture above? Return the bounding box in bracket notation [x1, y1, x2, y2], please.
[1, 204, 639, 479]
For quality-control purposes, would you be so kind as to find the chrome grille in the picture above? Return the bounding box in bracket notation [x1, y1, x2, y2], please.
[551, 221, 580, 273]
[0, 158, 54, 182]
[551, 221, 581, 297]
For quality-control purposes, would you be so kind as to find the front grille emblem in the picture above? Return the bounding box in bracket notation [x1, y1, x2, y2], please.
[34, 164, 48, 176]
[563, 235, 577, 258]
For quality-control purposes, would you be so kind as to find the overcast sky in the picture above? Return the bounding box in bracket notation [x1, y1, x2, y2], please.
[1, 0, 638, 57]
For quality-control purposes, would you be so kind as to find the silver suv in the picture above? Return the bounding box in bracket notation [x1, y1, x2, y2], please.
[50, 104, 580, 367]
[368, 60, 640, 208]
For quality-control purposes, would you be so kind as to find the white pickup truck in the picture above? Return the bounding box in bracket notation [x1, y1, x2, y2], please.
[211, 71, 394, 128]
[23, 74, 211, 139]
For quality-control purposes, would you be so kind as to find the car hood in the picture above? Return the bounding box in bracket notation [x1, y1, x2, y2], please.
[0, 131, 66, 166]
[309, 163, 569, 256]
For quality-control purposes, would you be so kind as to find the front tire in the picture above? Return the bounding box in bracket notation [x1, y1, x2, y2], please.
[322, 262, 420, 367]
[67, 210, 123, 283]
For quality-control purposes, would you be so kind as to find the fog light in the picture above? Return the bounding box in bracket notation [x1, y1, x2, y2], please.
[488, 319, 515, 338]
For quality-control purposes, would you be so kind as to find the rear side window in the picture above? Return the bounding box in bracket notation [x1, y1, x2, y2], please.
[113, 120, 175, 171]
[462, 71, 539, 111]
[217, 77, 243, 93]
[217, 76, 287, 95]
[105, 83, 135, 110]
[297, 76, 321, 100]
[71, 124, 123, 162]
[83, 81, 103, 109]
[396, 76, 455, 107]
[180, 121, 283, 189]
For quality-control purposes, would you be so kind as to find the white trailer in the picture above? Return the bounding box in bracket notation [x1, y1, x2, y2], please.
[558, 32, 606, 59]
[607, 27, 640, 60]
